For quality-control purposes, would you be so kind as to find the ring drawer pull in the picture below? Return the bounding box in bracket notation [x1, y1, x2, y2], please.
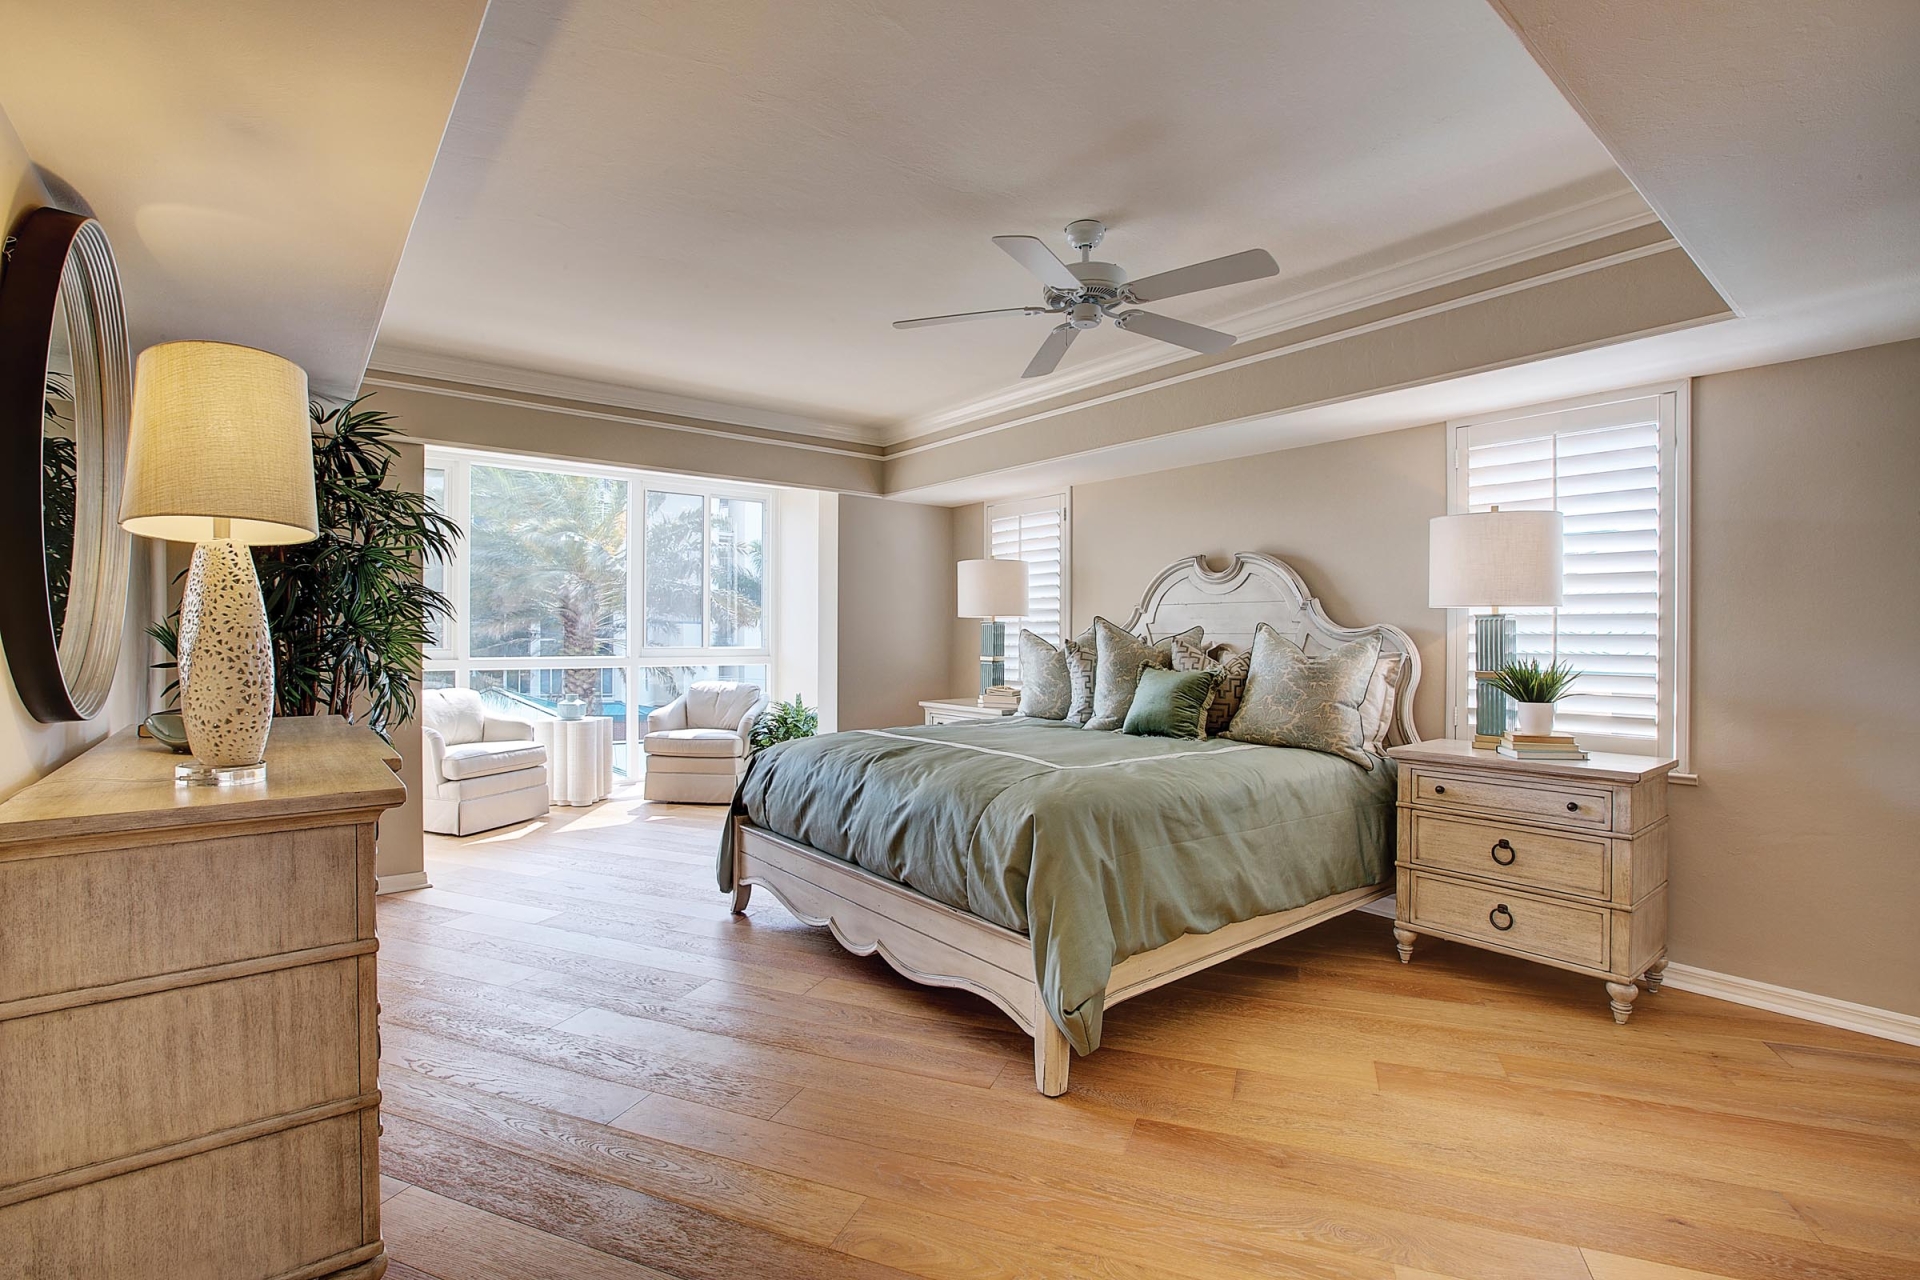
[1566, 801, 1580, 812]
[1489, 904, 1515, 931]
[1490, 839, 1516, 866]
[1433, 784, 1447, 795]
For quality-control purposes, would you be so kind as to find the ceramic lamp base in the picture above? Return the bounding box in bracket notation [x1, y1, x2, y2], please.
[1472, 611, 1517, 749]
[978, 620, 1007, 701]
[177, 538, 276, 783]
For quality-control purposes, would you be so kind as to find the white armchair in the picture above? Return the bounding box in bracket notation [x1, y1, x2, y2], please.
[421, 688, 550, 835]
[642, 681, 766, 803]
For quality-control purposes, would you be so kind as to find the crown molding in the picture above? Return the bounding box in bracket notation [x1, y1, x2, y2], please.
[883, 186, 1659, 447]
[363, 344, 891, 447]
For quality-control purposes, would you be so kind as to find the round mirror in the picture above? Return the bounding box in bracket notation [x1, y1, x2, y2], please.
[0, 208, 133, 721]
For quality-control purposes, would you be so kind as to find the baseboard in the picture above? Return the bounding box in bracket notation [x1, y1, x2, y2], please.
[1356, 895, 1919, 1047]
[375, 870, 432, 896]
[1662, 964, 1920, 1048]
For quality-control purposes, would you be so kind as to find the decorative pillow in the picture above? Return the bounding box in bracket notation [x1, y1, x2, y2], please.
[1172, 636, 1252, 738]
[1061, 624, 1097, 726]
[1016, 630, 1073, 720]
[1356, 652, 1407, 754]
[1122, 666, 1219, 739]
[1086, 619, 1203, 731]
[1224, 625, 1381, 768]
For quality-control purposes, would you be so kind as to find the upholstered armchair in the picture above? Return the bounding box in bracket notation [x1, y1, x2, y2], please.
[641, 681, 766, 803]
[421, 688, 550, 835]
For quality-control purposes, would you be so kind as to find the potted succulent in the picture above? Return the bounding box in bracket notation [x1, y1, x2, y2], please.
[1487, 658, 1579, 736]
[750, 693, 819, 753]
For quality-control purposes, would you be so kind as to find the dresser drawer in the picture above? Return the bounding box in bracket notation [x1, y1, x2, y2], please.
[1409, 814, 1610, 899]
[1409, 769, 1612, 828]
[1406, 872, 1609, 969]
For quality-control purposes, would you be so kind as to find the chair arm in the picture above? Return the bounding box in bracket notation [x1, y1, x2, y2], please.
[422, 726, 450, 783]
[647, 696, 688, 733]
[736, 698, 769, 745]
[482, 716, 536, 742]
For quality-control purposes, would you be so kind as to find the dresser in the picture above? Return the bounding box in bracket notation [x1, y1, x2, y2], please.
[1386, 739, 1672, 1023]
[920, 698, 1018, 725]
[0, 716, 406, 1279]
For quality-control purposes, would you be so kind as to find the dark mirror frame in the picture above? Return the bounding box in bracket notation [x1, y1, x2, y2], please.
[0, 207, 133, 722]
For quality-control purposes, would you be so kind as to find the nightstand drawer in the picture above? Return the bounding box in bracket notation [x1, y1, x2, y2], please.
[1409, 814, 1609, 899]
[1410, 769, 1612, 828]
[1406, 872, 1609, 968]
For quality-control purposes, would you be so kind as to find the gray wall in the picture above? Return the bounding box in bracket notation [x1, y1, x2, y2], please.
[1041, 338, 1920, 1017]
[837, 495, 956, 729]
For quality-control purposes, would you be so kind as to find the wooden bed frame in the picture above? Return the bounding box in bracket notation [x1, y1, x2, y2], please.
[729, 553, 1422, 1095]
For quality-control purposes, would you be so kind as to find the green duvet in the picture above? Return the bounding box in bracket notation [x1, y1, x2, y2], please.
[718, 718, 1395, 1054]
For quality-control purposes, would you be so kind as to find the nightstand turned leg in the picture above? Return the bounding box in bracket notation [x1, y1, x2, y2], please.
[1644, 959, 1668, 992]
[1605, 981, 1640, 1024]
[1392, 926, 1417, 964]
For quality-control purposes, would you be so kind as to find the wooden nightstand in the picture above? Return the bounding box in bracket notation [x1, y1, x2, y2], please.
[919, 698, 1018, 725]
[1385, 739, 1674, 1024]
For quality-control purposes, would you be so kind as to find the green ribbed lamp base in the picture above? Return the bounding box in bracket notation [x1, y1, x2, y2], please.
[1473, 612, 1516, 749]
[978, 620, 1007, 701]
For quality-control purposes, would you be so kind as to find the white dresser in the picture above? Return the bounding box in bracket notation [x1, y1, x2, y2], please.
[920, 698, 1019, 725]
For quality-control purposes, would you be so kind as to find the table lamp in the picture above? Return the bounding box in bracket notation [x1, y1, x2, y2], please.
[120, 341, 317, 784]
[957, 557, 1029, 704]
[1429, 506, 1564, 748]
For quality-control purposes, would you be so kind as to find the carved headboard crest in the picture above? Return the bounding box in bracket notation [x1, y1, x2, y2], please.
[1117, 552, 1421, 746]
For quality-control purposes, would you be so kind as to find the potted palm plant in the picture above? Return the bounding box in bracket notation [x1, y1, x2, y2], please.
[1487, 658, 1579, 736]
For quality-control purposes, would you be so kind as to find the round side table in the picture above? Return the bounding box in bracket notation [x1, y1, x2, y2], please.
[531, 716, 615, 806]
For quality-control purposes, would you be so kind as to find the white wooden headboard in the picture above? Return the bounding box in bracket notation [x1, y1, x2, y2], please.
[1118, 552, 1422, 747]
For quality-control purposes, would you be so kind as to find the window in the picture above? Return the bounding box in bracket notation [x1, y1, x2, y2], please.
[424, 448, 773, 777]
[986, 494, 1068, 683]
[1448, 385, 1690, 770]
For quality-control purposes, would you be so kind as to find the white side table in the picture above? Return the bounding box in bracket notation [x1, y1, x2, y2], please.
[531, 716, 615, 806]
[920, 698, 1019, 725]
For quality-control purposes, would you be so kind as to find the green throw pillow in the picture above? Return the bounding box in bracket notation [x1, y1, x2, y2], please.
[1122, 665, 1220, 739]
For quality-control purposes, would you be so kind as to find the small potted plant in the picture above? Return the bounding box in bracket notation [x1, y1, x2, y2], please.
[750, 693, 819, 753]
[1487, 658, 1579, 736]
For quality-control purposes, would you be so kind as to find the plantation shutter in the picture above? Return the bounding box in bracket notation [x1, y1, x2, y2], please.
[986, 495, 1068, 683]
[1454, 390, 1684, 759]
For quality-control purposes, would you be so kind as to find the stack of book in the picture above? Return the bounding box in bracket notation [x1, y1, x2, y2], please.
[1497, 732, 1589, 761]
[978, 685, 1021, 711]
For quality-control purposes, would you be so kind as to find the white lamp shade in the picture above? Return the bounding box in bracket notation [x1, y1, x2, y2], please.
[120, 341, 318, 545]
[957, 558, 1029, 618]
[1429, 509, 1564, 609]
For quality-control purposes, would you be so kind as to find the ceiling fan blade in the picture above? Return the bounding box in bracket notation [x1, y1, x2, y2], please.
[1021, 324, 1079, 378]
[993, 235, 1082, 291]
[893, 306, 1048, 329]
[1126, 248, 1279, 303]
[1114, 310, 1237, 355]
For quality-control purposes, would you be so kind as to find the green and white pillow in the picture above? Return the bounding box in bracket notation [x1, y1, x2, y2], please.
[1015, 630, 1073, 720]
[1224, 624, 1381, 768]
[1061, 624, 1097, 726]
[1171, 636, 1252, 738]
[1086, 618, 1203, 731]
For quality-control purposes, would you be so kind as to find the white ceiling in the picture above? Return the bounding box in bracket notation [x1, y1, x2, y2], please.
[373, 0, 1636, 434]
[0, 0, 488, 398]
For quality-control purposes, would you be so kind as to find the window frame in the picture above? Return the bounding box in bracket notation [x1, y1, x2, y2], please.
[422, 446, 775, 773]
[1444, 382, 1692, 778]
[984, 491, 1071, 684]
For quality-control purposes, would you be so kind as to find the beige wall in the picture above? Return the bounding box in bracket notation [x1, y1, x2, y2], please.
[1049, 338, 1920, 1017]
[837, 495, 954, 729]
[376, 441, 427, 885]
[0, 102, 154, 800]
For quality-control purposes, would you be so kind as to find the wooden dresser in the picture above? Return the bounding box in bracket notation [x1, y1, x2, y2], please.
[1385, 739, 1673, 1024]
[0, 716, 405, 1280]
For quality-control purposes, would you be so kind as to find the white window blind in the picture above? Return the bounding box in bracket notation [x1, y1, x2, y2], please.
[986, 494, 1068, 683]
[1451, 388, 1688, 765]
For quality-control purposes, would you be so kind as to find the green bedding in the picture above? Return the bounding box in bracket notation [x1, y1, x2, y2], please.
[718, 718, 1395, 1055]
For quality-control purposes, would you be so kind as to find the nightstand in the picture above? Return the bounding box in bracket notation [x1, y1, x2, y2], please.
[920, 698, 1018, 725]
[1385, 739, 1673, 1024]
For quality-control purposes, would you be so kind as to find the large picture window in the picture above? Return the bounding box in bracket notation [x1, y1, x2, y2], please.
[1447, 385, 1690, 770]
[424, 449, 771, 777]
[985, 493, 1068, 684]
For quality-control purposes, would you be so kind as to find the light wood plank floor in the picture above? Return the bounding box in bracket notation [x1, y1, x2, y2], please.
[378, 790, 1920, 1280]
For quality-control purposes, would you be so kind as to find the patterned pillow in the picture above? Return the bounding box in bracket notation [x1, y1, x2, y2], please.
[1061, 624, 1097, 726]
[1172, 636, 1252, 738]
[1356, 652, 1407, 754]
[1016, 630, 1073, 720]
[1086, 619, 1203, 731]
[1224, 624, 1381, 768]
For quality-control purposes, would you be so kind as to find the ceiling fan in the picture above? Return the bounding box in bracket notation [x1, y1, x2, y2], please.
[893, 219, 1279, 379]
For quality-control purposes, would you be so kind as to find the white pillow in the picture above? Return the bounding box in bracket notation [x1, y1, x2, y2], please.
[1357, 653, 1407, 753]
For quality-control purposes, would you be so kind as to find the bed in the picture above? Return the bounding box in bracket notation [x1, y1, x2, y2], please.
[719, 553, 1421, 1095]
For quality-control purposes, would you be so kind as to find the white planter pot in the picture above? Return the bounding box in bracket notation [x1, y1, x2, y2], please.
[1515, 702, 1557, 736]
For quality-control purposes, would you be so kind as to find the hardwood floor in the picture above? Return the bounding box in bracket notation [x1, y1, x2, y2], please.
[378, 790, 1920, 1280]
